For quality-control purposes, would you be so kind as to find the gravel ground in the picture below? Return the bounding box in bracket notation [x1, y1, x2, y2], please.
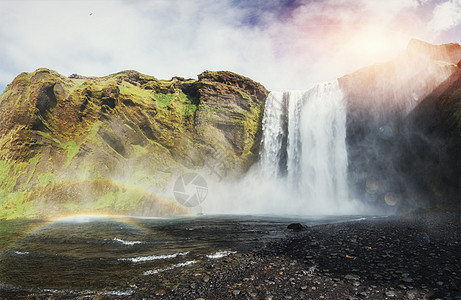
[2, 212, 460, 299]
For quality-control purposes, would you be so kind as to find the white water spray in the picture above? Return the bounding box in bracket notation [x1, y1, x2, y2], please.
[204, 80, 357, 215]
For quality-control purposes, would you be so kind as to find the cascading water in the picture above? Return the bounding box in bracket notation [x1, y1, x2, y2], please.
[204, 80, 357, 215]
[259, 81, 350, 213]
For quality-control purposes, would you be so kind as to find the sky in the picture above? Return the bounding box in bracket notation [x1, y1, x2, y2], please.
[0, 0, 460, 92]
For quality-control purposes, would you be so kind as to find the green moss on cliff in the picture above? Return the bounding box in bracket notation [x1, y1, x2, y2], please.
[63, 141, 80, 167]
[0, 68, 268, 219]
[0, 160, 16, 192]
[37, 172, 55, 186]
[26, 154, 42, 184]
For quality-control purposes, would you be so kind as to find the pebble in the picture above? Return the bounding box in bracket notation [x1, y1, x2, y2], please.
[385, 290, 396, 297]
[345, 274, 360, 281]
[406, 290, 418, 299]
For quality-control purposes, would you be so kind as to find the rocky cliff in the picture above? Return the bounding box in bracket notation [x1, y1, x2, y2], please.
[401, 62, 461, 210]
[0, 69, 267, 219]
[339, 39, 461, 212]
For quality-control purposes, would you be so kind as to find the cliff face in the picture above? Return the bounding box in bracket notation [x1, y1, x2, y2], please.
[339, 40, 461, 211]
[0, 69, 268, 219]
[401, 63, 461, 210]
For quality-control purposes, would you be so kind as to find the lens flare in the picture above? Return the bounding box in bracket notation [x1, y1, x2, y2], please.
[365, 180, 379, 194]
[384, 193, 398, 206]
[378, 125, 394, 138]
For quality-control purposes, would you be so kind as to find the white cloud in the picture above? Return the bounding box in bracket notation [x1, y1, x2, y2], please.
[428, 0, 461, 32]
[0, 0, 459, 92]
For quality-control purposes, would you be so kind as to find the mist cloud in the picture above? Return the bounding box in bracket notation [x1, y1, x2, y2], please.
[0, 0, 459, 93]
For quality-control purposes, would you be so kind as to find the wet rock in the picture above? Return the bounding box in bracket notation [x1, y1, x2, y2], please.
[287, 223, 305, 231]
[385, 290, 396, 297]
[406, 290, 418, 299]
[345, 274, 360, 281]
[420, 232, 431, 244]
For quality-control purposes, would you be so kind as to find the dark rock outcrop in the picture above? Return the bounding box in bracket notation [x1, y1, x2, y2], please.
[287, 223, 305, 231]
[400, 65, 461, 209]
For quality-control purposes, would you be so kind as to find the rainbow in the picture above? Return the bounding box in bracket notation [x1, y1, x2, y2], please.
[1, 213, 151, 251]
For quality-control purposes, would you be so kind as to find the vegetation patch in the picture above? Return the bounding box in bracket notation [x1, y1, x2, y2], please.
[62, 141, 80, 167]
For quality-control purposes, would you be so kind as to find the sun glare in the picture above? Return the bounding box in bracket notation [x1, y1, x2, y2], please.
[344, 28, 408, 66]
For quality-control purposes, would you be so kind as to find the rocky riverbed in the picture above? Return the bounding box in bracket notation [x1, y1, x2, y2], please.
[2, 212, 460, 299]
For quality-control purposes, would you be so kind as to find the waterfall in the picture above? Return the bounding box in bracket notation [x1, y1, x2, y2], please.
[259, 81, 349, 213]
[203, 80, 355, 215]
